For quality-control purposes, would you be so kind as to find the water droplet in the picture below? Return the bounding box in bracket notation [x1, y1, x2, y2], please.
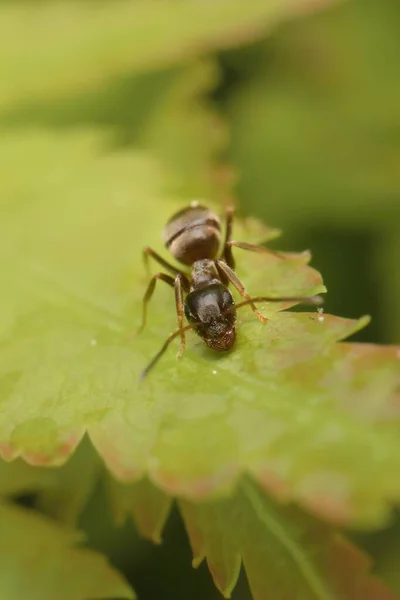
[212, 369, 217, 375]
[317, 308, 325, 322]
[190, 199, 200, 208]
[90, 338, 97, 346]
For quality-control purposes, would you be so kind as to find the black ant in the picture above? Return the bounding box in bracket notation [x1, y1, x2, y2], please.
[138, 201, 322, 379]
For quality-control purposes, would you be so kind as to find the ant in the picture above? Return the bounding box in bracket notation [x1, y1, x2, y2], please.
[138, 201, 322, 379]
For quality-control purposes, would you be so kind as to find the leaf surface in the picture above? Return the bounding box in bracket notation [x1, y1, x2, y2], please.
[0, 131, 398, 529]
[0, 502, 134, 600]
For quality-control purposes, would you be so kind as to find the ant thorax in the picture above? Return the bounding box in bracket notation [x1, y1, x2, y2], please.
[190, 259, 220, 291]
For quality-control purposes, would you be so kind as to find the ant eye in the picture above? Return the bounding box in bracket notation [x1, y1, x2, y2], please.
[184, 303, 193, 321]
[222, 291, 233, 308]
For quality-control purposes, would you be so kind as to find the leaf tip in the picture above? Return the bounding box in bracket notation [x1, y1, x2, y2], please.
[192, 554, 205, 569]
[214, 554, 242, 599]
[359, 314, 372, 328]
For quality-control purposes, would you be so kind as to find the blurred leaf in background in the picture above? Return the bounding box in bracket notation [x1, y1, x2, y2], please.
[0, 502, 133, 600]
[223, 0, 400, 343]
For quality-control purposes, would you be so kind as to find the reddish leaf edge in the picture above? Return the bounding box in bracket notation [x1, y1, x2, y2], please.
[0, 311, 369, 468]
[1, 316, 399, 529]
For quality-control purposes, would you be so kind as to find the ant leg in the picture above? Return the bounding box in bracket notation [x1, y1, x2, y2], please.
[143, 247, 186, 278]
[227, 295, 323, 313]
[140, 324, 194, 381]
[222, 206, 235, 268]
[221, 207, 283, 264]
[174, 274, 187, 358]
[138, 273, 174, 333]
[216, 260, 267, 324]
[226, 240, 284, 260]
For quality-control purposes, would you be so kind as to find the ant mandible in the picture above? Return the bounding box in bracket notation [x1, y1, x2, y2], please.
[138, 201, 322, 379]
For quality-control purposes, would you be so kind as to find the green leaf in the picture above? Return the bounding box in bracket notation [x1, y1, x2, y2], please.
[0, 437, 101, 524]
[106, 476, 173, 543]
[0, 501, 134, 600]
[2, 61, 226, 199]
[34, 437, 102, 524]
[0, 457, 54, 497]
[180, 478, 398, 600]
[0, 0, 337, 110]
[0, 131, 398, 529]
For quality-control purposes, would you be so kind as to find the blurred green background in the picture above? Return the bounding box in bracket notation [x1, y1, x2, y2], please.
[1, 0, 399, 598]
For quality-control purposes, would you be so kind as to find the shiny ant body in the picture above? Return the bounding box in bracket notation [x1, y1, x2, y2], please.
[138, 201, 321, 379]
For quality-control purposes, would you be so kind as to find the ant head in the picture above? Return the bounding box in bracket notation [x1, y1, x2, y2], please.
[184, 283, 236, 351]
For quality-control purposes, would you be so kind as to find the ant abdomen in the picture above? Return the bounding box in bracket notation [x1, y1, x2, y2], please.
[163, 203, 221, 266]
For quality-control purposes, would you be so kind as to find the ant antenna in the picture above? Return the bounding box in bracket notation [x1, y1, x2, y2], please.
[222, 294, 323, 316]
[139, 323, 195, 381]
